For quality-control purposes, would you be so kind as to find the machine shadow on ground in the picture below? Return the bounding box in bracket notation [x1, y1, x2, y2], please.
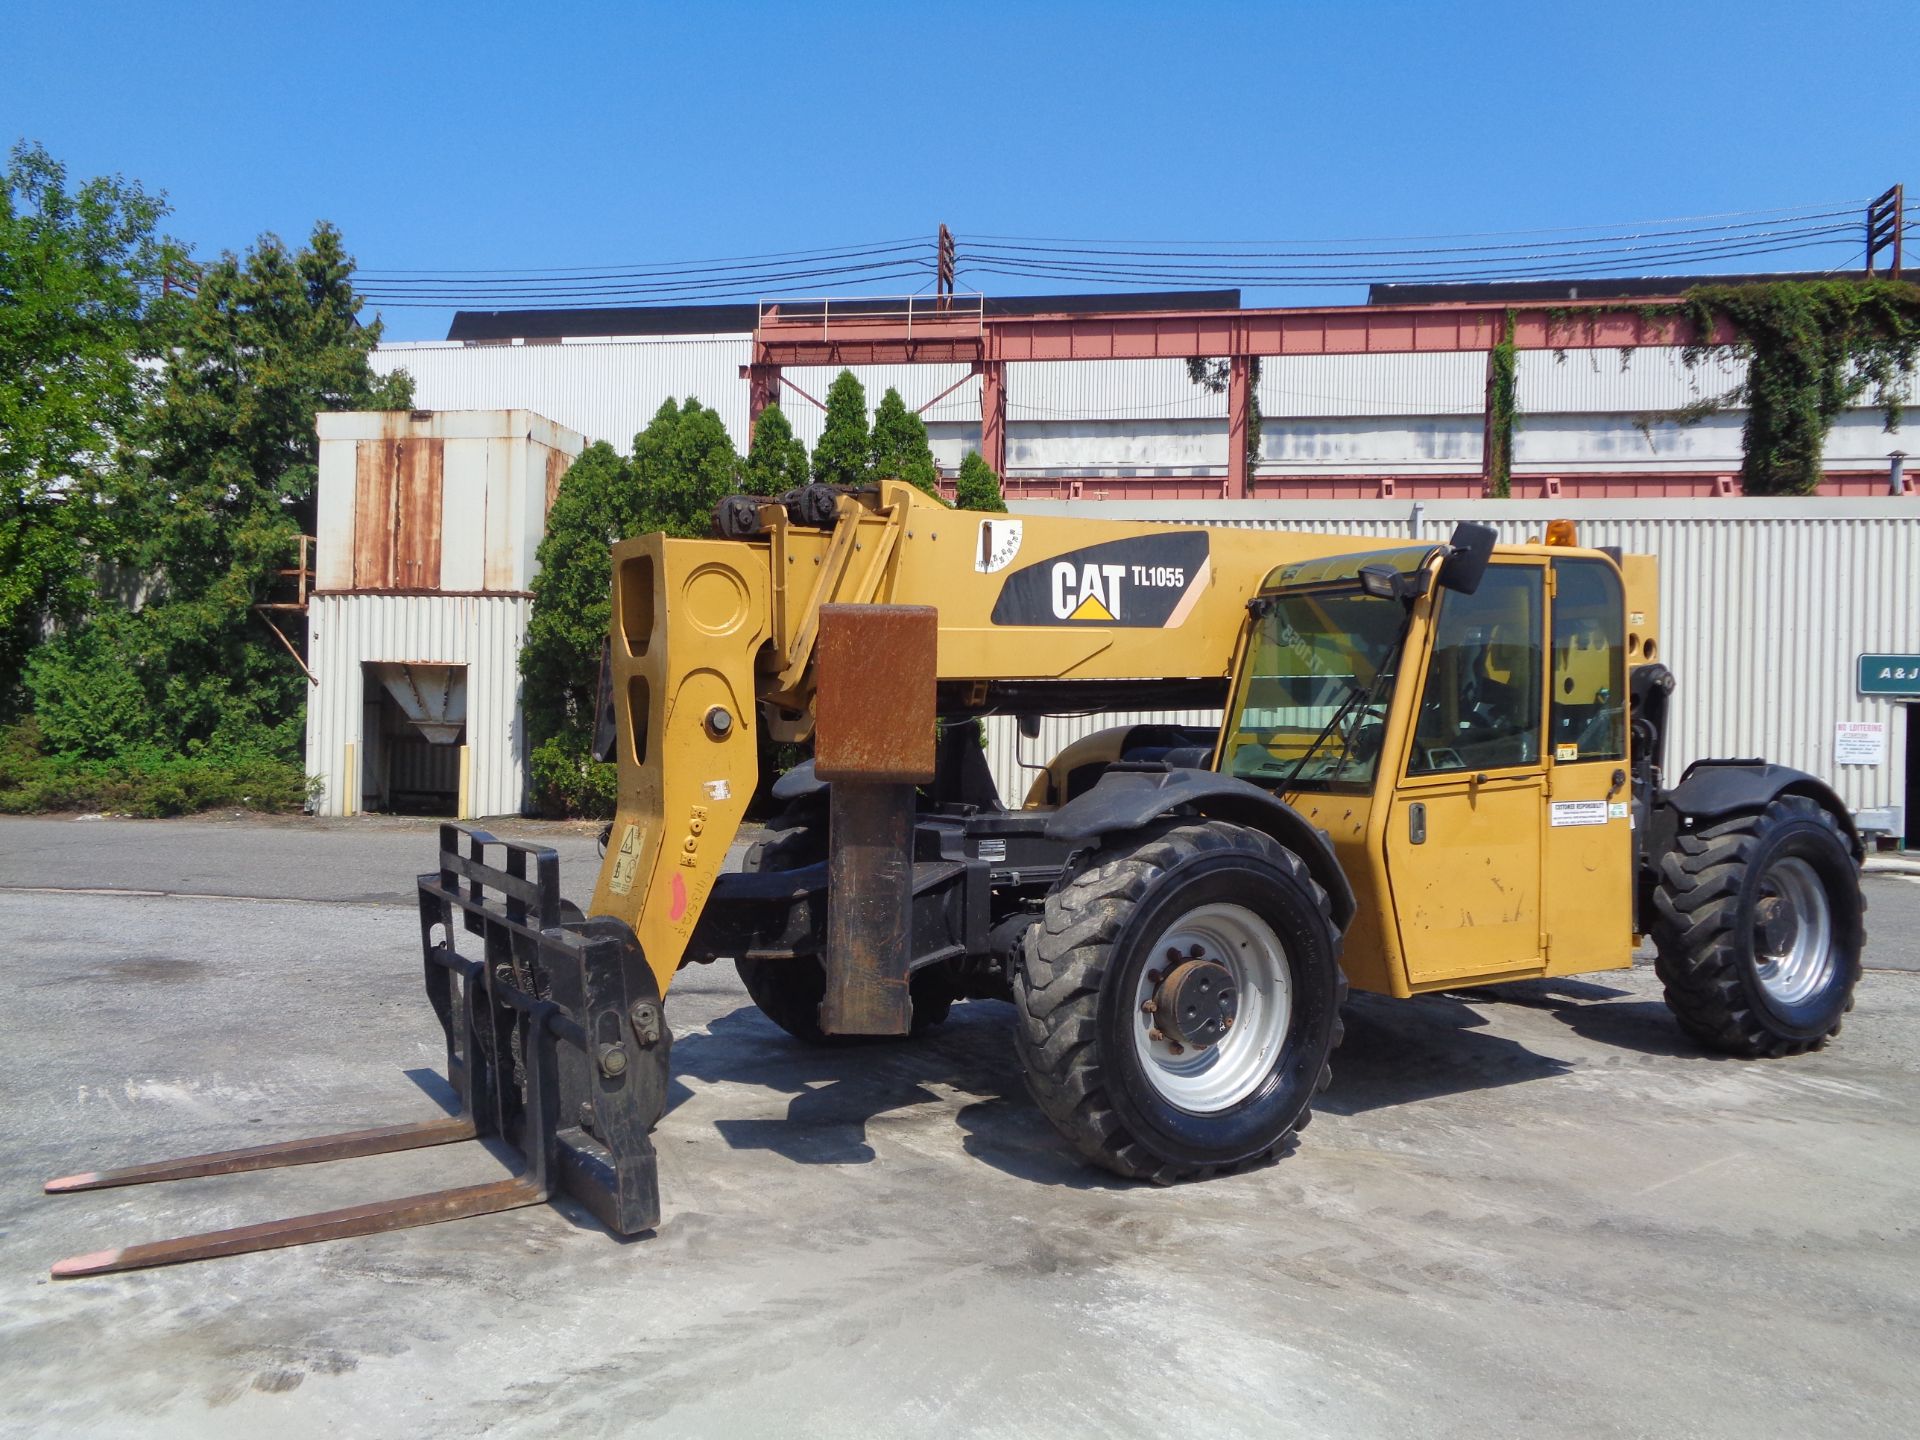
[662, 978, 1706, 1190]
[1311, 990, 1572, 1115]
[1446, 975, 1726, 1061]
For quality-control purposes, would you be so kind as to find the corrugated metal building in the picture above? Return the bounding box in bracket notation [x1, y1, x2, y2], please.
[306, 410, 586, 818]
[342, 315, 1917, 840]
[371, 337, 1916, 490]
[981, 498, 1919, 843]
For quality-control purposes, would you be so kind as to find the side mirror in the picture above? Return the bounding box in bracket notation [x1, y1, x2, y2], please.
[1017, 713, 1042, 740]
[1438, 522, 1497, 596]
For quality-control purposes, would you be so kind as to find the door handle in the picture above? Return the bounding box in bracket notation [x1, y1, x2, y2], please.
[1408, 802, 1427, 844]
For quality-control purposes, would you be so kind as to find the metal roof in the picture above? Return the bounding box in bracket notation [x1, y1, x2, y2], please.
[1369, 271, 1851, 305]
[445, 290, 1243, 343]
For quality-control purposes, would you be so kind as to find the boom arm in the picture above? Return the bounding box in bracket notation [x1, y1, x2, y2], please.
[589, 480, 1368, 993]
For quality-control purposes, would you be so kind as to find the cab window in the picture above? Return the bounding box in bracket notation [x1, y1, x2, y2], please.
[1409, 566, 1543, 775]
[1550, 558, 1626, 762]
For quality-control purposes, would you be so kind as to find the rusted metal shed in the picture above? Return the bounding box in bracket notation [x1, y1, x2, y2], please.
[306, 410, 586, 818]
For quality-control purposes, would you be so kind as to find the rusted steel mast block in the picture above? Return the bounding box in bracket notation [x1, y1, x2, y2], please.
[812, 604, 938, 1035]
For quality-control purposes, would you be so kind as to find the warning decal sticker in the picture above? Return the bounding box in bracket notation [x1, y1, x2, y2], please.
[608, 823, 645, 895]
[975, 518, 1024, 574]
[989, 532, 1211, 628]
[1549, 800, 1610, 828]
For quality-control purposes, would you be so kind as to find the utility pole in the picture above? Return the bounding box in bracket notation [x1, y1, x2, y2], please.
[936, 224, 956, 307]
[1865, 186, 1903, 278]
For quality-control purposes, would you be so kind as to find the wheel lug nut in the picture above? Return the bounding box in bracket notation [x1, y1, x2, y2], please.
[1168, 1041, 1185, 1055]
[1141, 999, 1158, 1014]
[1147, 1027, 1166, 1042]
[1165, 948, 1183, 964]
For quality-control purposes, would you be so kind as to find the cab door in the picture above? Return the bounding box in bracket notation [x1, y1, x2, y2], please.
[1540, 555, 1636, 973]
[1385, 562, 1548, 988]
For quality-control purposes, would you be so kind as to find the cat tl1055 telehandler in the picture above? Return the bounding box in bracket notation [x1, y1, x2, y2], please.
[47, 482, 1866, 1276]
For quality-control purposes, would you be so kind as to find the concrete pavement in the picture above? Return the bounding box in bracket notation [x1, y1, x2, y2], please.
[2, 815, 1917, 1438]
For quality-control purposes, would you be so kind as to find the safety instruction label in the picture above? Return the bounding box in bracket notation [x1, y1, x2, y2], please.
[1549, 800, 1610, 827]
[608, 823, 644, 895]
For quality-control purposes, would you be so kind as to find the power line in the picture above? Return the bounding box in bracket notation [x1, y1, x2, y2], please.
[355, 240, 928, 288]
[956, 232, 1863, 289]
[349, 196, 1895, 315]
[963, 199, 1875, 246]
[961, 210, 1861, 263]
[355, 236, 927, 276]
[356, 259, 938, 306]
[358, 267, 940, 310]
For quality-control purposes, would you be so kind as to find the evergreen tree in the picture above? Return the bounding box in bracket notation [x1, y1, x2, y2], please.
[632, 396, 740, 536]
[520, 400, 741, 814]
[521, 442, 641, 756]
[955, 451, 1009, 512]
[869, 386, 941, 497]
[811, 369, 871, 487]
[744, 402, 810, 497]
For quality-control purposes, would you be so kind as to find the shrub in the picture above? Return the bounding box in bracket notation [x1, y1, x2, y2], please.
[528, 735, 618, 820]
[0, 721, 308, 816]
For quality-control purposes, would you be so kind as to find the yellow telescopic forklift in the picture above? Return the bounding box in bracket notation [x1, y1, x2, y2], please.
[48, 482, 1866, 1274]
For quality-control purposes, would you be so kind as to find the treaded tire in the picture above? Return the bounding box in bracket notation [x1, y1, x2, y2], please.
[733, 800, 955, 1044]
[1651, 794, 1865, 1057]
[1013, 820, 1346, 1182]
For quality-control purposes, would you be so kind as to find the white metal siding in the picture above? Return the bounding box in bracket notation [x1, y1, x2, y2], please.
[1258, 352, 1486, 419]
[373, 339, 1920, 479]
[374, 339, 754, 455]
[983, 709, 1225, 810]
[306, 593, 531, 818]
[994, 498, 1920, 823]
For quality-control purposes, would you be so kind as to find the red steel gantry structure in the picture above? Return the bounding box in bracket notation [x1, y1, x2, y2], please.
[743, 296, 1905, 500]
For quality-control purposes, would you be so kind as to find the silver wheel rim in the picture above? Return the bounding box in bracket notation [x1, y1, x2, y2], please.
[1752, 856, 1835, 1008]
[1132, 902, 1291, 1114]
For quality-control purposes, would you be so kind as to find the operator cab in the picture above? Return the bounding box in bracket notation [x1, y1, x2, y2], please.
[1217, 524, 1638, 996]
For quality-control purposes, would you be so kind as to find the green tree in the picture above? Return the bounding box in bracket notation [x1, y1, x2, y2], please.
[869, 386, 941, 496]
[632, 396, 741, 535]
[118, 222, 412, 756]
[811, 369, 871, 487]
[521, 442, 640, 814]
[521, 399, 743, 815]
[955, 451, 1008, 511]
[0, 142, 178, 712]
[22, 614, 161, 761]
[744, 402, 810, 496]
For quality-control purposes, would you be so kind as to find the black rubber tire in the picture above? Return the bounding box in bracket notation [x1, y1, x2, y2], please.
[733, 803, 956, 1044]
[1013, 820, 1346, 1182]
[1651, 794, 1865, 1057]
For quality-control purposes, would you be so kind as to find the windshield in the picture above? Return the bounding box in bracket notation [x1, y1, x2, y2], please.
[1220, 587, 1412, 791]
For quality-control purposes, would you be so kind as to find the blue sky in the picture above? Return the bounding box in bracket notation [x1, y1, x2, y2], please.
[8, 0, 1915, 339]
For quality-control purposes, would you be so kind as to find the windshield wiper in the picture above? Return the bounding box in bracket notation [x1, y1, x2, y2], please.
[1282, 681, 1370, 787]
